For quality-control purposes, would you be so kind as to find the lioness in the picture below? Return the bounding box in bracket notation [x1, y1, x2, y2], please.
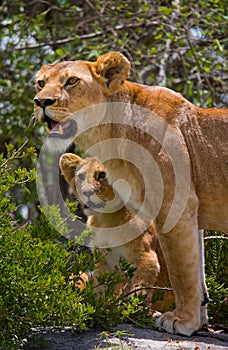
[34, 52, 228, 335]
[59, 153, 174, 310]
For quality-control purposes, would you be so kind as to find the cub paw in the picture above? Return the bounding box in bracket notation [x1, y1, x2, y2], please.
[155, 311, 200, 336]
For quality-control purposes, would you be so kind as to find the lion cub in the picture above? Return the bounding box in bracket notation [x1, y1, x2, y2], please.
[60, 153, 173, 308]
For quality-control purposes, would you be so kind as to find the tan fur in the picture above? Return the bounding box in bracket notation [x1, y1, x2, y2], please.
[69, 272, 89, 291]
[60, 154, 174, 311]
[34, 52, 228, 335]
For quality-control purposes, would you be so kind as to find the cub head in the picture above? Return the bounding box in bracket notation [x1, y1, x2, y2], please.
[34, 52, 130, 138]
[59, 153, 115, 215]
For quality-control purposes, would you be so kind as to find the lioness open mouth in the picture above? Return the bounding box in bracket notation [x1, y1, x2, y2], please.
[45, 115, 77, 139]
[84, 201, 106, 210]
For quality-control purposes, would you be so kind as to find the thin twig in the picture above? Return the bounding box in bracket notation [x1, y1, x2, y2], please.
[9, 21, 159, 51]
[0, 139, 29, 168]
[123, 286, 173, 300]
[204, 235, 228, 240]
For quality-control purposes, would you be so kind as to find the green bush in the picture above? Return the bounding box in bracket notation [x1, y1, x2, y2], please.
[0, 229, 96, 348]
[204, 231, 228, 325]
[0, 146, 96, 349]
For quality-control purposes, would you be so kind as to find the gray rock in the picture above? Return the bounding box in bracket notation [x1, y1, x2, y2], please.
[25, 323, 228, 350]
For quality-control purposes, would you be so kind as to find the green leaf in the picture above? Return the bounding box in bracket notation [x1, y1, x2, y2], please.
[159, 6, 173, 16]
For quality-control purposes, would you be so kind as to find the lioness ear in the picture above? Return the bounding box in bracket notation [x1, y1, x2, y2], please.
[59, 153, 81, 184]
[93, 52, 130, 94]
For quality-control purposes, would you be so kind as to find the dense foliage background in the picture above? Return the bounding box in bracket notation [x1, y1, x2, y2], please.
[0, 0, 227, 348]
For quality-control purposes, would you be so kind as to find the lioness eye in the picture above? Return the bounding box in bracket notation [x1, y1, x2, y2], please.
[78, 173, 85, 181]
[98, 171, 106, 180]
[66, 77, 79, 86]
[37, 80, 45, 88]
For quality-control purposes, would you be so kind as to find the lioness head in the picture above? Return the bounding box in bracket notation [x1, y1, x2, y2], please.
[59, 153, 116, 215]
[34, 52, 130, 138]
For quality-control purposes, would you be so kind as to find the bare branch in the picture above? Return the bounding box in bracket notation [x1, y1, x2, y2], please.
[9, 21, 159, 52]
[123, 286, 173, 300]
[204, 235, 228, 240]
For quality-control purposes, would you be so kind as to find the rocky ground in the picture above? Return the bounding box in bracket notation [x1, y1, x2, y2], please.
[24, 323, 228, 350]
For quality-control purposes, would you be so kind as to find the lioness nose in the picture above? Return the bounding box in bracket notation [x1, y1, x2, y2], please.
[34, 98, 56, 108]
[83, 190, 94, 198]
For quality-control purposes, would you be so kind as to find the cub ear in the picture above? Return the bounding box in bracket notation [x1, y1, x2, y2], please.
[93, 52, 130, 94]
[59, 153, 81, 184]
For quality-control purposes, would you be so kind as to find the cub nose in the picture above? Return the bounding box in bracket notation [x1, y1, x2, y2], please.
[34, 98, 56, 108]
[83, 190, 94, 198]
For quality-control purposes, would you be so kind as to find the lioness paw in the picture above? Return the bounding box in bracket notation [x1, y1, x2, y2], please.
[155, 311, 200, 336]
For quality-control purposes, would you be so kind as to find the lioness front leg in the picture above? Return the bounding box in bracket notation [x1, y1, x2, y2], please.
[155, 200, 204, 336]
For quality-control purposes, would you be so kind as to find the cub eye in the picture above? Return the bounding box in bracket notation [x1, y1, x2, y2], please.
[78, 173, 85, 181]
[37, 80, 45, 88]
[97, 171, 106, 180]
[66, 77, 80, 86]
